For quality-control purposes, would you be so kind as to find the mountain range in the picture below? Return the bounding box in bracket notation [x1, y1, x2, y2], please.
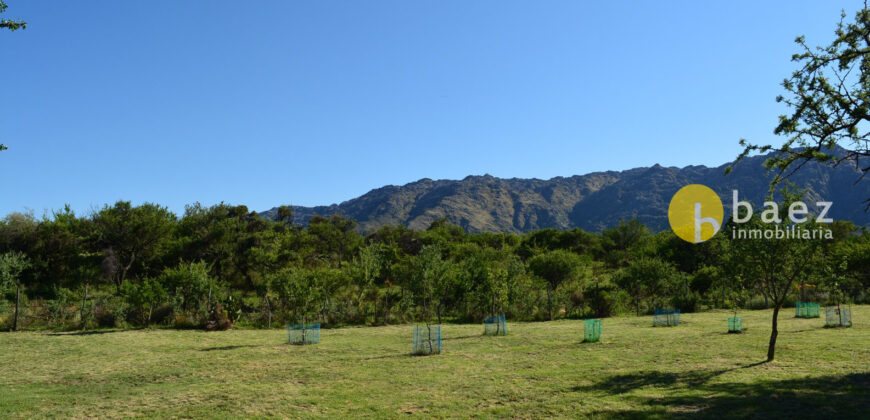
[262, 149, 870, 233]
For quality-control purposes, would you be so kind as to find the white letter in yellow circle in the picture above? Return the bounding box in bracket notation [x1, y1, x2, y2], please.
[668, 184, 724, 243]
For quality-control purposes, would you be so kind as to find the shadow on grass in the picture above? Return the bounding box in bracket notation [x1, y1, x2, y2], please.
[45, 329, 130, 336]
[571, 368, 732, 395]
[442, 335, 480, 341]
[362, 354, 409, 361]
[199, 344, 261, 352]
[573, 367, 870, 419]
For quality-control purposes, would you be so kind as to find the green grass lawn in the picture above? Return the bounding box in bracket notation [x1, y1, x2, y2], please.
[1, 306, 868, 419]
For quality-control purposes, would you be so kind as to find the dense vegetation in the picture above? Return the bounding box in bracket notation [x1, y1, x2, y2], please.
[1, 201, 868, 334]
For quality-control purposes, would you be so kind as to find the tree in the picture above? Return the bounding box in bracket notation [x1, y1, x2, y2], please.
[160, 261, 216, 322]
[352, 243, 385, 323]
[308, 215, 361, 269]
[270, 268, 322, 328]
[92, 202, 176, 293]
[732, 6, 870, 203]
[600, 219, 648, 268]
[728, 191, 826, 362]
[527, 250, 584, 320]
[414, 245, 451, 324]
[121, 277, 167, 326]
[0, 251, 30, 331]
[614, 257, 677, 316]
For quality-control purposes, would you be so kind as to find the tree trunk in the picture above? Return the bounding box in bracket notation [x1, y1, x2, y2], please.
[80, 282, 89, 330]
[13, 283, 21, 332]
[116, 254, 136, 295]
[265, 295, 272, 328]
[383, 292, 390, 325]
[767, 305, 780, 362]
[635, 290, 640, 316]
[546, 283, 553, 321]
[321, 294, 329, 324]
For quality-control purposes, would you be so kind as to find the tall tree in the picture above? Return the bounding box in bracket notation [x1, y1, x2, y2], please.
[528, 250, 585, 320]
[615, 257, 677, 316]
[308, 215, 361, 269]
[92, 202, 176, 293]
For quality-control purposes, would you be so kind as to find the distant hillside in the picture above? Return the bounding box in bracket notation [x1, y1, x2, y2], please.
[261, 149, 870, 233]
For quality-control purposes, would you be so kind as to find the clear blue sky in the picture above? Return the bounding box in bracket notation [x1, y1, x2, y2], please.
[0, 1, 859, 217]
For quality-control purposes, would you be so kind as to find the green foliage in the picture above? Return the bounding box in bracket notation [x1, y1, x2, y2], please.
[160, 261, 215, 321]
[528, 249, 586, 320]
[412, 245, 451, 323]
[93, 202, 176, 292]
[0, 251, 29, 287]
[614, 256, 677, 315]
[732, 6, 870, 200]
[0, 194, 867, 344]
[121, 278, 167, 325]
[0, 1, 25, 32]
[269, 268, 323, 325]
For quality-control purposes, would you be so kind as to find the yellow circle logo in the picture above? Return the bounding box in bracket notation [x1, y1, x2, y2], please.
[668, 184, 723, 243]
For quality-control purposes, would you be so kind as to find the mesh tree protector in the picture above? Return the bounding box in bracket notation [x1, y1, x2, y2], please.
[413, 324, 442, 355]
[287, 323, 321, 345]
[727, 317, 743, 333]
[824, 305, 852, 327]
[483, 314, 507, 336]
[653, 308, 680, 327]
[795, 302, 821, 318]
[584, 319, 602, 342]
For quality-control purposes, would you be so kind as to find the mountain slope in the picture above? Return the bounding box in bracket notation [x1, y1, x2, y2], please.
[262, 151, 870, 233]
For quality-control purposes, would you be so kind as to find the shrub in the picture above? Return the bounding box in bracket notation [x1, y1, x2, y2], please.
[671, 290, 699, 313]
[583, 285, 618, 318]
[46, 287, 77, 327]
[161, 261, 216, 323]
[93, 295, 127, 328]
[204, 303, 233, 331]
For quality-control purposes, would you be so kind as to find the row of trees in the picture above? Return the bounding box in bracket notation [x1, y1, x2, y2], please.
[1, 200, 868, 339]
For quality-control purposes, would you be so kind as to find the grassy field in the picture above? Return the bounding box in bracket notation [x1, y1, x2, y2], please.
[1, 307, 868, 419]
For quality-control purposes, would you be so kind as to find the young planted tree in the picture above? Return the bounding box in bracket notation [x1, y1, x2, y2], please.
[528, 250, 585, 320]
[270, 268, 322, 342]
[414, 245, 450, 353]
[353, 243, 385, 323]
[822, 257, 850, 326]
[486, 256, 514, 320]
[0, 251, 30, 331]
